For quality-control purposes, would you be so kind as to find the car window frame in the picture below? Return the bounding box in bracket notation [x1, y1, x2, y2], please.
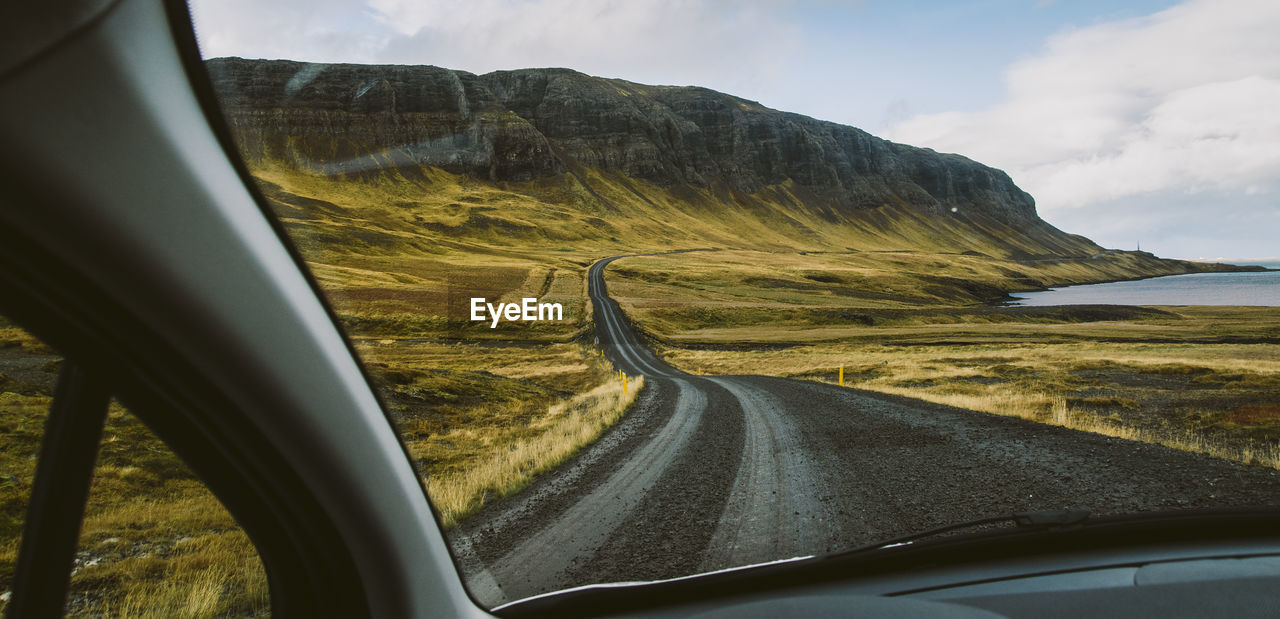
[0, 219, 371, 616]
[0, 0, 474, 613]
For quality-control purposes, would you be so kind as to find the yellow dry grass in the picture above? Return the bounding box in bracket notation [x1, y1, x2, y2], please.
[603, 249, 1215, 327]
[0, 400, 269, 617]
[64, 405, 271, 617]
[662, 334, 1280, 470]
[422, 375, 644, 528]
[3, 315, 268, 616]
[79, 527, 268, 618]
[865, 388, 1280, 469]
[348, 337, 649, 529]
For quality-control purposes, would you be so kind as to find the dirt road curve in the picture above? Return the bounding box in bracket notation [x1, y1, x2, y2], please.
[450, 255, 1280, 607]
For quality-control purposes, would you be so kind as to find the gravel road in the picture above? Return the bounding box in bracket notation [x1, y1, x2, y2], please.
[450, 256, 1280, 607]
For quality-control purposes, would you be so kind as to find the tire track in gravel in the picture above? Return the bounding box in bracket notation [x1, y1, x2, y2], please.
[699, 376, 841, 570]
[469, 378, 709, 602]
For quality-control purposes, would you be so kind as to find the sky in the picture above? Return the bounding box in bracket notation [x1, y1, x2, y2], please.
[189, 0, 1280, 260]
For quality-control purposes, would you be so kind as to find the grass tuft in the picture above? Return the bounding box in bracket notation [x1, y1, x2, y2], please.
[423, 375, 644, 528]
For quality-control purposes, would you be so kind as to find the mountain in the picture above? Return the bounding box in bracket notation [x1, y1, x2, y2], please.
[202, 54, 1208, 271]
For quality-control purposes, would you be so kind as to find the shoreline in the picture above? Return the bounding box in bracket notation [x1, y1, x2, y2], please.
[1004, 267, 1278, 308]
[997, 254, 1275, 305]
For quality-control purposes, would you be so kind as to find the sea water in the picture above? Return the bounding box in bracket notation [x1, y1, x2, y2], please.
[1010, 261, 1280, 307]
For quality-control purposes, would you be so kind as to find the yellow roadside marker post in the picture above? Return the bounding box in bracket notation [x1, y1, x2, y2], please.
[839, 364, 844, 386]
[623, 371, 628, 394]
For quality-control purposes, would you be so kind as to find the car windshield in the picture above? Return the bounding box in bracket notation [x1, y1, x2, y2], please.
[189, 0, 1280, 608]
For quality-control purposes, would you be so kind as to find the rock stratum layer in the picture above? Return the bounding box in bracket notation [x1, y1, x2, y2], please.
[205, 57, 1128, 261]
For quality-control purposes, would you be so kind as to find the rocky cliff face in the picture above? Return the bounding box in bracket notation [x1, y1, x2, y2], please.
[206, 57, 1051, 229]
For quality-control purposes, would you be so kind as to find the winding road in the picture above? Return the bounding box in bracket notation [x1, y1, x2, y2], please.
[450, 255, 1280, 607]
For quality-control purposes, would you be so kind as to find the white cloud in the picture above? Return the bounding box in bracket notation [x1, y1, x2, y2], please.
[189, 0, 392, 63]
[885, 0, 1280, 217]
[366, 0, 804, 92]
[1048, 190, 1280, 259]
[190, 0, 805, 98]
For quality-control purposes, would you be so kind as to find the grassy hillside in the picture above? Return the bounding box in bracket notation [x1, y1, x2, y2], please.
[254, 154, 1081, 258]
[250, 158, 1213, 332]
